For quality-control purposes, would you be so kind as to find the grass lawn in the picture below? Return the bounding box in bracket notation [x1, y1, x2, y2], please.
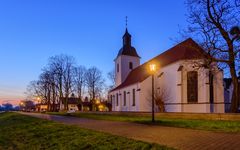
[48, 112, 240, 133]
[0, 112, 174, 150]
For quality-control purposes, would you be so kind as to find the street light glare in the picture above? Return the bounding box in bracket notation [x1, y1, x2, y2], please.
[150, 64, 156, 72]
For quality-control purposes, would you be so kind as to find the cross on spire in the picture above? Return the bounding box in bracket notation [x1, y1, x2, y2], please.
[125, 16, 128, 28]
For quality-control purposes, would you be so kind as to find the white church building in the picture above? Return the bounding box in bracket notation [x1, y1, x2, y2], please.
[108, 28, 225, 113]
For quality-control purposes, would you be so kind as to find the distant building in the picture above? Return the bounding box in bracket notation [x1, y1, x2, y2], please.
[19, 100, 35, 111]
[35, 103, 48, 112]
[108, 28, 225, 113]
[59, 95, 111, 112]
[60, 94, 80, 111]
[67, 97, 79, 111]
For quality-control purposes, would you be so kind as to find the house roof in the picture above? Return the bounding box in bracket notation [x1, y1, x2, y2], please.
[117, 46, 140, 58]
[67, 98, 79, 104]
[81, 101, 92, 106]
[110, 38, 207, 92]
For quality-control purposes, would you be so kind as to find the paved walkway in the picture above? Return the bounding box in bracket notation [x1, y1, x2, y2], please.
[19, 112, 240, 150]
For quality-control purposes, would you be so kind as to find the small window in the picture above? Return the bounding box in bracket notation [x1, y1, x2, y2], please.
[187, 71, 198, 103]
[110, 95, 113, 104]
[117, 64, 119, 72]
[209, 72, 214, 104]
[129, 62, 133, 69]
[132, 89, 135, 106]
[123, 91, 126, 106]
[116, 93, 119, 106]
[113, 95, 115, 102]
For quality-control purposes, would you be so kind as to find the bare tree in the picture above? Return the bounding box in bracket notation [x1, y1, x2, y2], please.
[48, 55, 65, 106]
[230, 26, 240, 41]
[107, 69, 116, 89]
[235, 0, 240, 7]
[48, 54, 76, 110]
[147, 88, 170, 113]
[155, 88, 171, 112]
[26, 54, 77, 111]
[26, 71, 53, 109]
[37, 69, 55, 111]
[85, 67, 105, 103]
[185, 0, 240, 112]
[73, 65, 86, 101]
[62, 56, 75, 110]
[26, 81, 40, 99]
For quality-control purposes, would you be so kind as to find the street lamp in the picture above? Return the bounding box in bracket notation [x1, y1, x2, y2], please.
[149, 63, 156, 122]
[37, 97, 40, 104]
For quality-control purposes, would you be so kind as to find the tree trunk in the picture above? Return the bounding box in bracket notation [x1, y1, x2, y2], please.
[230, 66, 240, 112]
[47, 89, 51, 112]
[52, 84, 56, 112]
[230, 77, 240, 112]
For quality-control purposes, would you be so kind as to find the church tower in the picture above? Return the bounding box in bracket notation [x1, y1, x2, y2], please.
[115, 28, 140, 86]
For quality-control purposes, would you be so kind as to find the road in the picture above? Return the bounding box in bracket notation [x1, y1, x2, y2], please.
[19, 112, 240, 150]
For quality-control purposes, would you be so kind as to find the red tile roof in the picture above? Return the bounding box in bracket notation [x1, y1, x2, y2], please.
[110, 38, 207, 92]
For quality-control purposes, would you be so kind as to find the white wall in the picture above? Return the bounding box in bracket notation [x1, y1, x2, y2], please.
[138, 61, 182, 112]
[115, 55, 140, 86]
[156, 61, 182, 112]
[109, 59, 225, 113]
[68, 104, 78, 111]
[109, 83, 140, 111]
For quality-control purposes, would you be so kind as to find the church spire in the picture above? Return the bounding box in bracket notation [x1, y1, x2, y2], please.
[123, 28, 131, 46]
[123, 16, 131, 46]
[125, 16, 128, 28]
[116, 17, 140, 58]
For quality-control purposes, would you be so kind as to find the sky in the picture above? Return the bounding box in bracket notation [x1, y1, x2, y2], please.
[0, 0, 188, 105]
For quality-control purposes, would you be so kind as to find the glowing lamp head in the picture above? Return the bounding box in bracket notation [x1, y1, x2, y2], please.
[149, 64, 156, 73]
[96, 100, 100, 104]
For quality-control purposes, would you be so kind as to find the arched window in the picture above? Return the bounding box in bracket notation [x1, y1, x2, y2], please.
[123, 91, 126, 106]
[129, 62, 133, 69]
[117, 64, 119, 72]
[187, 71, 198, 102]
[116, 93, 119, 106]
[110, 95, 113, 104]
[132, 89, 136, 106]
[112, 95, 115, 107]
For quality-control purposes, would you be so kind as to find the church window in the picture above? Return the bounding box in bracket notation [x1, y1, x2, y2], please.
[209, 72, 214, 104]
[132, 89, 136, 106]
[129, 62, 133, 69]
[110, 95, 113, 104]
[187, 71, 198, 103]
[117, 64, 119, 72]
[116, 93, 119, 106]
[123, 91, 126, 106]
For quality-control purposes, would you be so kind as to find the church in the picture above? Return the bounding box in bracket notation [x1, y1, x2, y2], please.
[108, 28, 225, 113]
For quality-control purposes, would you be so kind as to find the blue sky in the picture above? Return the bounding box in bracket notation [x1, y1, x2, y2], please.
[0, 0, 188, 104]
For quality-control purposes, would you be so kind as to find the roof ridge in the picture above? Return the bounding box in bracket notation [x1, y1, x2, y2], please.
[110, 38, 205, 92]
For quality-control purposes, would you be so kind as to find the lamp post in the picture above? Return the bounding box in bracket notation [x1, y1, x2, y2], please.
[37, 97, 40, 104]
[36, 97, 41, 112]
[149, 64, 156, 123]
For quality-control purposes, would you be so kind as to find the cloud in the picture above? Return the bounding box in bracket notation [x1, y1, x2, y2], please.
[0, 100, 21, 106]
